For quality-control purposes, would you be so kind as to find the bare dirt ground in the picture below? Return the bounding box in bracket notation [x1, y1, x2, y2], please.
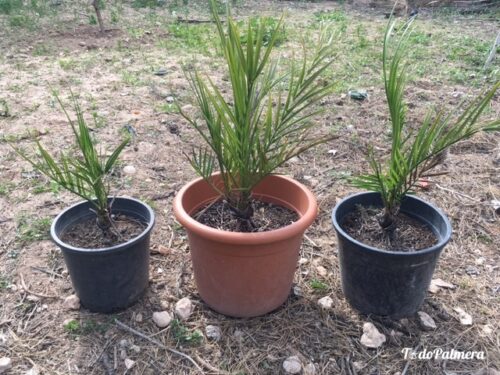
[0, 1, 499, 374]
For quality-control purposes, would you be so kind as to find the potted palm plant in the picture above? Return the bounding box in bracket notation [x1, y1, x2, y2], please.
[332, 18, 500, 318]
[15, 93, 155, 313]
[173, 2, 337, 317]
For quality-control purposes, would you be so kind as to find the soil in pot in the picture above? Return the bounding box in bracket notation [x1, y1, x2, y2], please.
[194, 198, 299, 233]
[341, 205, 438, 252]
[61, 213, 146, 248]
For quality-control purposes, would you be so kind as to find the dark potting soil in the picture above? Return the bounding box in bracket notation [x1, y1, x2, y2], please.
[194, 199, 299, 233]
[61, 214, 146, 249]
[341, 205, 438, 252]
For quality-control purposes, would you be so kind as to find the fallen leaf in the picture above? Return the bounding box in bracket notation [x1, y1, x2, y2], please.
[151, 245, 171, 255]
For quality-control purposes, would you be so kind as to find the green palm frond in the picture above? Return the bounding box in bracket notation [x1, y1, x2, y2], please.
[353, 17, 499, 228]
[12, 92, 129, 228]
[182, 0, 339, 217]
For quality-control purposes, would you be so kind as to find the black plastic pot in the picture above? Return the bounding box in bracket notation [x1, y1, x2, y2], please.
[332, 192, 452, 318]
[51, 197, 155, 313]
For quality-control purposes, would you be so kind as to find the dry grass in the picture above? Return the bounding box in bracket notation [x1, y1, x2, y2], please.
[0, 1, 499, 374]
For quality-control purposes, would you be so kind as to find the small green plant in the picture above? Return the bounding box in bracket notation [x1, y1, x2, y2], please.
[181, 1, 336, 228]
[12, 92, 129, 230]
[0, 99, 10, 117]
[352, 18, 500, 230]
[170, 319, 203, 346]
[310, 279, 329, 292]
[64, 319, 80, 333]
[0, 0, 22, 15]
[239, 16, 286, 47]
[17, 216, 51, 243]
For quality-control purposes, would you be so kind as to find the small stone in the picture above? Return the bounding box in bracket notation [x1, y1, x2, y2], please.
[353, 361, 365, 371]
[123, 165, 136, 175]
[473, 256, 485, 266]
[303, 363, 316, 375]
[154, 68, 168, 76]
[298, 258, 308, 265]
[0, 357, 12, 373]
[120, 349, 127, 360]
[454, 307, 473, 325]
[316, 266, 327, 277]
[0, 334, 7, 345]
[293, 285, 303, 297]
[283, 356, 302, 374]
[465, 265, 480, 276]
[360, 322, 386, 349]
[152, 311, 172, 328]
[417, 311, 437, 331]
[25, 366, 40, 375]
[130, 344, 141, 353]
[481, 324, 493, 336]
[124, 358, 135, 370]
[318, 296, 334, 310]
[429, 278, 455, 293]
[63, 295, 80, 310]
[166, 96, 174, 103]
[205, 325, 222, 341]
[175, 298, 193, 320]
[26, 295, 40, 302]
[135, 312, 143, 323]
[119, 339, 129, 348]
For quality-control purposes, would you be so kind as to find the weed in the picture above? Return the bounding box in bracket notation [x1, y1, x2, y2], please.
[59, 58, 78, 71]
[0, 276, 8, 290]
[89, 13, 97, 25]
[310, 279, 329, 292]
[162, 23, 214, 53]
[0, 99, 10, 117]
[16, 216, 51, 243]
[132, 0, 164, 8]
[64, 319, 110, 335]
[64, 319, 80, 333]
[0, 182, 14, 196]
[121, 70, 143, 86]
[239, 17, 286, 47]
[170, 319, 203, 346]
[0, 0, 22, 15]
[157, 102, 179, 114]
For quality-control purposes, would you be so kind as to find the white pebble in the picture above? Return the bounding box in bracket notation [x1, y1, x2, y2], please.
[360, 322, 386, 349]
[175, 298, 193, 320]
[63, 295, 80, 310]
[0, 357, 12, 374]
[318, 296, 334, 310]
[123, 165, 136, 175]
[152, 311, 172, 328]
[205, 325, 222, 342]
[124, 358, 135, 370]
[283, 356, 302, 374]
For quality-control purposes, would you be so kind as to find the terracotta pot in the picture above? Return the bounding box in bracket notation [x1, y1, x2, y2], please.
[173, 174, 317, 318]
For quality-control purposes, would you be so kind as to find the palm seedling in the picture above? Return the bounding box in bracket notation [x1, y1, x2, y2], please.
[181, 0, 337, 227]
[13, 93, 129, 231]
[353, 17, 500, 231]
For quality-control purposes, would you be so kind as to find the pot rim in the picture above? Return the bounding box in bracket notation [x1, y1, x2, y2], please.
[173, 173, 318, 245]
[332, 191, 452, 256]
[50, 196, 155, 254]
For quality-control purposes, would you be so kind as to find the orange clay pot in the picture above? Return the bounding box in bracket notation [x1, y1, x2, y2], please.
[173, 173, 318, 318]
